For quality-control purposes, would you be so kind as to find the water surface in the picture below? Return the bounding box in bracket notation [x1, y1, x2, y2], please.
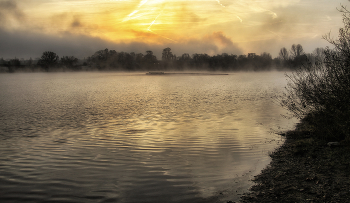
[0, 72, 296, 203]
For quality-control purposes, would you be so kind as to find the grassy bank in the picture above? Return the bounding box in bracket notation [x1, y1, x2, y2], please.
[238, 117, 350, 202]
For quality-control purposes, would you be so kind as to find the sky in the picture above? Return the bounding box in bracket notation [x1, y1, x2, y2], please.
[0, 0, 349, 59]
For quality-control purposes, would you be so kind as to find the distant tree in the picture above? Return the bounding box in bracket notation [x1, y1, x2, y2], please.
[93, 49, 109, 61]
[145, 50, 156, 61]
[206, 53, 231, 71]
[209, 55, 219, 70]
[192, 53, 210, 69]
[220, 53, 230, 70]
[162, 47, 174, 70]
[9, 58, 20, 67]
[61, 56, 79, 70]
[312, 47, 326, 65]
[6, 58, 20, 73]
[117, 52, 134, 70]
[143, 50, 158, 70]
[273, 57, 283, 70]
[176, 53, 191, 70]
[162, 47, 174, 61]
[38, 51, 59, 71]
[106, 50, 118, 69]
[237, 55, 248, 70]
[127, 52, 136, 70]
[87, 48, 111, 70]
[27, 57, 33, 67]
[135, 53, 144, 70]
[290, 44, 304, 58]
[130, 52, 136, 61]
[109, 50, 117, 57]
[247, 53, 256, 59]
[259, 52, 273, 70]
[279, 47, 289, 61]
[228, 54, 238, 71]
[180, 53, 191, 61]
[287, 44, 307, 68]
[260, 52, 272, 60]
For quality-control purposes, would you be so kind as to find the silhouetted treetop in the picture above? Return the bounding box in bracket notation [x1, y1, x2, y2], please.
[38, 51, 59, 71]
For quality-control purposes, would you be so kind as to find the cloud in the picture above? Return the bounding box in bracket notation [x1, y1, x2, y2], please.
[0, 0, 25, 27]
[223, 0, 344, 56]
[0, 27, 243, 60]
[158, 32, 243, 57]
[1, 0, 345, 60]
[132, 30, 156, 37]
[175, 3, 207, 24]
[0, 28, 111, 59]
[209, 31, 234, 47]
[71, 16, 83, 28]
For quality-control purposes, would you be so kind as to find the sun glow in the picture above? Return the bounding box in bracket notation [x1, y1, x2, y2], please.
[27, 0, 286, 41]
[3, 0, 345, 58]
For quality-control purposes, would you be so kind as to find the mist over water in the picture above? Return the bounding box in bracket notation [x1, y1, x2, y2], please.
[0, 72, 297, 203]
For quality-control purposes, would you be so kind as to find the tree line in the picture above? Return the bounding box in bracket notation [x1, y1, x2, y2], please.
[0, 44, 324, 72]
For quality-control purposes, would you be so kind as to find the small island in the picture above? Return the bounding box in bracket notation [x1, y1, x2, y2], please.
[146, 71, 165, 75]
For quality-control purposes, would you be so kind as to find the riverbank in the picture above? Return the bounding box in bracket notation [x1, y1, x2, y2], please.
[238, 120, 350, 202]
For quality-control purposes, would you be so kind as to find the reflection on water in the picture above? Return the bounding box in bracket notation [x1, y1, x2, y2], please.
[0, 72, 297, 202]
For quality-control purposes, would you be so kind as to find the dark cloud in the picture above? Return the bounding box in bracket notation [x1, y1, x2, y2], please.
[0, 27, 243, 60]
[0, 0, 16, 10]
[71, 17, 82, 28]
[0, 28, 111, 59]
[0, 0, 25, 25]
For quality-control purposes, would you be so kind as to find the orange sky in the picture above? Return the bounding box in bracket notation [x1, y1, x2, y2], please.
[0, 0, 348, 59]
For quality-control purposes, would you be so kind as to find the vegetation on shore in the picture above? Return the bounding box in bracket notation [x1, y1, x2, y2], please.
[280, 4, 350, 142]
[239, 3, 350, 202]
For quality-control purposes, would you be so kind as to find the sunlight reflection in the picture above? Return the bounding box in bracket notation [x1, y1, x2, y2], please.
[0, 72, 298, 202]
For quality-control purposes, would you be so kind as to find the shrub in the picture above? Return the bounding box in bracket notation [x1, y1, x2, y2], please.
[281, 4, 350, 141]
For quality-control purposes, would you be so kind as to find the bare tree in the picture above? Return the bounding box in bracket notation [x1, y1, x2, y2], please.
[290, 44, 304, 58]
[38, 51, 59, 71]
[279, 47, 289, 60]
[162, 47, 173, 61]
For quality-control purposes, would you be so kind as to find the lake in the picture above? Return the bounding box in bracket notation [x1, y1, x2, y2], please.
[0, 72, 297, 203]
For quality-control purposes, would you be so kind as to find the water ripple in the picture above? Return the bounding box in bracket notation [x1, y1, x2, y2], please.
[0, 72, 297, 202]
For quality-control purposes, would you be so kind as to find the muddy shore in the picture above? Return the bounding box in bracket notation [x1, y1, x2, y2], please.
[237, 122, 350, 203]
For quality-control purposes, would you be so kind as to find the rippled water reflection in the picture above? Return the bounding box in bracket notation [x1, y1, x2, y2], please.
[0, 72, 297, 202]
